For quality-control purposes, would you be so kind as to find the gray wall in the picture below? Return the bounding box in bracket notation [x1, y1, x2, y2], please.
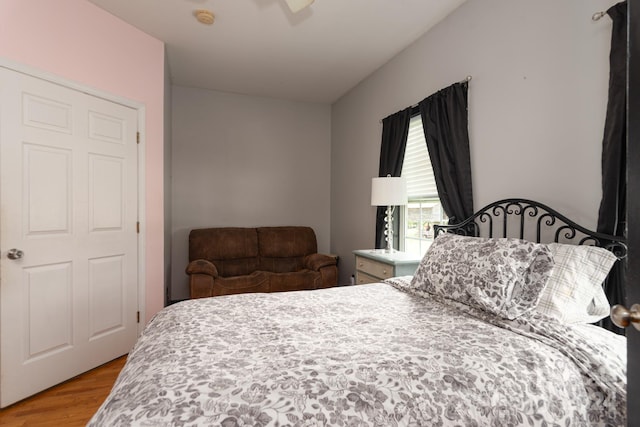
[331, 0, 618, 285]
[171, 86, 331, 299]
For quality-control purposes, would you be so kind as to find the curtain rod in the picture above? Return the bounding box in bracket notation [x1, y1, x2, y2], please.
[592, 11, 606, 21]
[378, 76, 473, 123]
[408, 75, 472, 109]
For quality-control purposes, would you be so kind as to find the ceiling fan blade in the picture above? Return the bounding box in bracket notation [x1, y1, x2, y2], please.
[285, 0, 314, 13]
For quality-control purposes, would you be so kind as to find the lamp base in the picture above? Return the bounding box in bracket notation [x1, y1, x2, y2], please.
[384, 205, 394, 253]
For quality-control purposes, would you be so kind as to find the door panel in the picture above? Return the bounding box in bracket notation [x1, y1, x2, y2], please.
[24, 144, 72, 235]
[88, 254, 125, 338]
[0, 66, 139, 407]
[24, 262, 73, 359]
[22, 93, 73, 134]
[89, 154, 124, 231]
[88, 110, 127, 144]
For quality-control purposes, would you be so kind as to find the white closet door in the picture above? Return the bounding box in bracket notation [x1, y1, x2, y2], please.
[0, 67, 139, 407]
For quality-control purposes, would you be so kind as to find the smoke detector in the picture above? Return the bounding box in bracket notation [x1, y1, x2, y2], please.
[195, 9, 215, 25]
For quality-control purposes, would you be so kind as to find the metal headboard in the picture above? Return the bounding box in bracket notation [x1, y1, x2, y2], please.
[433, 198, 627, 260]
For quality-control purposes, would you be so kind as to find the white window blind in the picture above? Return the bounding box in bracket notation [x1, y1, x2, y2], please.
[402, 114, 438, 199]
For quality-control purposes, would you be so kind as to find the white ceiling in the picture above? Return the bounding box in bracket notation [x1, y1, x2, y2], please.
[88, 0, 467, 104]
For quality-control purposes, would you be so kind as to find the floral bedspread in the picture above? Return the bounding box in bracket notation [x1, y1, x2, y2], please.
[89, 280, 626, 427]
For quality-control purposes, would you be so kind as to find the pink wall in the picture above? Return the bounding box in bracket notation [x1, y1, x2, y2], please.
[0, 0, 165, 322]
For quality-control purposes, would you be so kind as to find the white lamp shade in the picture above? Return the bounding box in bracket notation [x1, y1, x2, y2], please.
[371, 176, 408, 206]
[285, 0, 314, 13]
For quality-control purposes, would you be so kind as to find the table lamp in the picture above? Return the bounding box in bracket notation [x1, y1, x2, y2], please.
[371, 175, 408, 252]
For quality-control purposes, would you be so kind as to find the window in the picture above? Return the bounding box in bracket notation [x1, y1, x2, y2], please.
[400, 114, 447, 257]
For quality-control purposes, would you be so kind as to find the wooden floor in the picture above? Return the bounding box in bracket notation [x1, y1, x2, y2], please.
[0, 356, 126, 427]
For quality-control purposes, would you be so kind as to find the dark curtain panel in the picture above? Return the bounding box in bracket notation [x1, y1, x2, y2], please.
[418, 82, 474, 224]
[596, 1, 627, 334]
[375, 108, 411, 249]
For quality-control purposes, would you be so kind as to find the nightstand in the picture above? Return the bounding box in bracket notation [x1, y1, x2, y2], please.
[353, 249, 422, 285]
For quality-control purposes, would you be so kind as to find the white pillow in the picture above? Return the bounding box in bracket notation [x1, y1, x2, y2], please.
[535, 243, 617, 324]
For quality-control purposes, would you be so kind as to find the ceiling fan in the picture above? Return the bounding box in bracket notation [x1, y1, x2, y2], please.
[284, 0, 314, 13]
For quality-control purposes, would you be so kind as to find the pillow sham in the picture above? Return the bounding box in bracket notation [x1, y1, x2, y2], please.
[410, 233, 554, 320]
[534, 243, 617, 324]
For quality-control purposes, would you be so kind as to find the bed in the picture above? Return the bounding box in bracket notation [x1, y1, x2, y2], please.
[89, 199, 627, 426]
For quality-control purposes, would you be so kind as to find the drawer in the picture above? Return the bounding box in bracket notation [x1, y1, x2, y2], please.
[355, 256, 394, 280]
[355, 271, 380, 285]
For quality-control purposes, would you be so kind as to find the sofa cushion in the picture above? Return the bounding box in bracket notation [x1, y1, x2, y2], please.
[189, 228, 259, 277]
[258, 227, 317, 272]
[267, 270, 320, 292]
[189, 228, 259, 260]
[213, 271, 270, 297]
[214, 258, 261, 278]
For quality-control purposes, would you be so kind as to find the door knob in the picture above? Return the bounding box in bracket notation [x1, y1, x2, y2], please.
[610, 304, 640, 331]
[7, 248, 24, 260]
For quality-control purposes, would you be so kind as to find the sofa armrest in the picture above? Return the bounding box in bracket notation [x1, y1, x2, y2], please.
[305, 254, 338, 289]
[185, 259, 219, 277]
[186, 260, 219, 299]
[303, 253, 337, 271]
[189, 274, 214, 299]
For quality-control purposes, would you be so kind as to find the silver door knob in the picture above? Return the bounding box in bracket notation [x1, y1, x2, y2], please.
[610, 304, 640, 331]
[7, 248, 24, 260]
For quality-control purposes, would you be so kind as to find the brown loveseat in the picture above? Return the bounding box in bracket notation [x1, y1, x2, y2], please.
[186, 226, 338, 298]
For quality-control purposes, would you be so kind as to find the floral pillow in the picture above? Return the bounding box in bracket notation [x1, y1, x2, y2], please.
[410, 233, 554, 319]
